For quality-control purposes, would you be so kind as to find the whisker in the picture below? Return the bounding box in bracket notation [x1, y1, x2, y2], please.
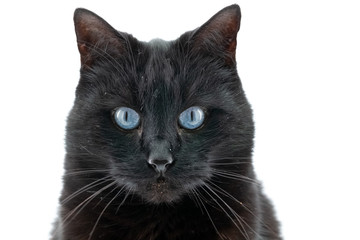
[202, 184, 250, 240]
[115, 186, 132, 214]
[209, 156, 252, 161]
[79, 144, 105, 159]
[192, 188, 224, 240]
[52, 178, 111, 237]
[62, 181, 117, 226]
[64, 169, 110, 177]
[61, 176, 112, 204]
[93, 184, 120, 208]
[207, 181, 266, 239]
[88, 186, 125, 240]
[212, 169, 260, 185]
[209, 162, 252, 166]
[208, 181, 277, 238]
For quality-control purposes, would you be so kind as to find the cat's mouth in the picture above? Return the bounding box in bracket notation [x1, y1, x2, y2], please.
[111, 162, 209, 204]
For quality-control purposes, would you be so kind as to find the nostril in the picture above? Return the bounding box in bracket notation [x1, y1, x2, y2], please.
[152, 159, 171, 166]
[148, 158, 173, 173]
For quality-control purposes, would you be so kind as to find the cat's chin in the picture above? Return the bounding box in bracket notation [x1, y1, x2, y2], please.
[141, 179, 184, 204]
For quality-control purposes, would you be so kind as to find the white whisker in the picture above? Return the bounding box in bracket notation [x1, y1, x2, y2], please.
[64, 169, 110, 177]
[62, 181, 117, 226]
[61, 176, 112, 205]
[115, 187, 132, 214]
[88, 186, 125, 240]
[212, 169, 260, 185]
[192, 188, 224, 240]
[207, 181, 266, 239]
[201, 184, 250, 240]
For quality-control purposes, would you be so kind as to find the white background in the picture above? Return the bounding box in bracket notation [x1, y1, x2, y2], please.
[1, 0, 359, 239]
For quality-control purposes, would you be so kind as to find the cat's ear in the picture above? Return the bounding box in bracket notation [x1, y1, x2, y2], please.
[190, 4, 241, 65]
[74, 8, 124, 68]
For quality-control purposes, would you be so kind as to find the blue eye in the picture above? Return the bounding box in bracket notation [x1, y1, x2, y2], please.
[113, 107, 140, 130]
[178, 106, 205, 130]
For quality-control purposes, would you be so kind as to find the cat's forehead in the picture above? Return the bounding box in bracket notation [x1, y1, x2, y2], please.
[87, 35, 240, 116]
[143, 39, 173, 82]
[133, 38, 237, 112]
[136, 40, 179, 103]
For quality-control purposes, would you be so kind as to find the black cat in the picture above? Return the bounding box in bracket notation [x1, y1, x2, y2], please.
[52, 4, 281, 240]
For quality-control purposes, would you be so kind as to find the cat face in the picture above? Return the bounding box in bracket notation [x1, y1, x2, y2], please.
[66, 6, 254, 204]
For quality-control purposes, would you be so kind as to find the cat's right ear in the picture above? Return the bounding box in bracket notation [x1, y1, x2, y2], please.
[74, 8, 124, 68]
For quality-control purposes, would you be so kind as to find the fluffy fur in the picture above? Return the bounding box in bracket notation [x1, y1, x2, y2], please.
[52, 4, 281, 240]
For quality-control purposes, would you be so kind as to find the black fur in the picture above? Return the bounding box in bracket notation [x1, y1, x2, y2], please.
[52, 4, 281, 240]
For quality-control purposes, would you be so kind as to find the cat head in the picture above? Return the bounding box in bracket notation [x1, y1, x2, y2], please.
[65, 4, 254, 204]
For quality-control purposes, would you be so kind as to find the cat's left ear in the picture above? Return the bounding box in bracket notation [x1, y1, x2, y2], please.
[190, 4, 241, 65]
[73, 8, 125, 68]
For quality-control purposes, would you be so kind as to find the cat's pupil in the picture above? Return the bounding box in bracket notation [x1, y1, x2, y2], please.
[124, 111, 128, 122]
[190, 111, 194, 122]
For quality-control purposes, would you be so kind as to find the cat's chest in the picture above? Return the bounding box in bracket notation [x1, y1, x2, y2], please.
[71, 203, 221, 240]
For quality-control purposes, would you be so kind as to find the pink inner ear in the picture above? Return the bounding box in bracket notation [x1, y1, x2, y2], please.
[77, 43, 92, 67]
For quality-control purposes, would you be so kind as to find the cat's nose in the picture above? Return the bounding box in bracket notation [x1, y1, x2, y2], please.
[147, 139, 173, 174]
[148, 157, 173, 173]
